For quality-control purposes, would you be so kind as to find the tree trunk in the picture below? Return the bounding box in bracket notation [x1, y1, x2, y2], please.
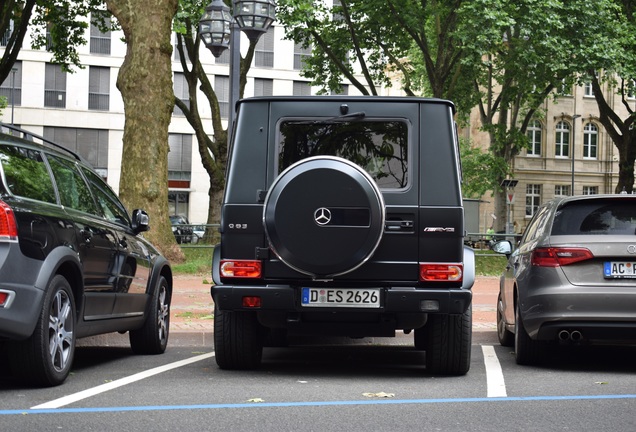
[616, 133, 636, 193]
[105, 0, 181, 261]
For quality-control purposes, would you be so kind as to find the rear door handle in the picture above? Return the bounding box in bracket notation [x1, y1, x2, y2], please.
[385, 220, 414, 232]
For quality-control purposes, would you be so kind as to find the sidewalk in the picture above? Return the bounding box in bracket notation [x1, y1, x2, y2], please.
[79, 275, 499, 348]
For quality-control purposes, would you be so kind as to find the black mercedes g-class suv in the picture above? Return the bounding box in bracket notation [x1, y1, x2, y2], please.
[0, 124, 173, 386]
[212, 96, 474, 375]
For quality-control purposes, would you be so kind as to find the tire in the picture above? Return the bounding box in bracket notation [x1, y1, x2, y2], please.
[9, 275, 76, 387]
[130, 275, 170, 354]
[214, 306, 263, 370]
[514, 303, 543, 365]
[263, 156, 385, 278]
[497, 293, 514, 347]
[415, 307, 472, 375]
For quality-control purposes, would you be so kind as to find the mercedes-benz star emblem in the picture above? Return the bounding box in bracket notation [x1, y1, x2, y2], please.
[314, 207, 332, 226]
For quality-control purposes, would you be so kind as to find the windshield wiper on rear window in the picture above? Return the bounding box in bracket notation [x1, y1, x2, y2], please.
[291, 112, 366, 125]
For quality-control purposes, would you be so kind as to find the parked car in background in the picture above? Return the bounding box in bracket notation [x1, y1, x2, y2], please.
[192, 224, 206, 244]
[170, 214, 193, 244]
[493, 195, 636, 365]
[0, 124, 173, 386]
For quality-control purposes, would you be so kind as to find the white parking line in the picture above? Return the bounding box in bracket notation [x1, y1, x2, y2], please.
[31, 352, 215, 410]
[482, 345, 507, 397]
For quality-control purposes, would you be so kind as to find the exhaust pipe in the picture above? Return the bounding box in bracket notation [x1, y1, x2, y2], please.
[570, 330, 583, 342]
[558, 330, 570, 341]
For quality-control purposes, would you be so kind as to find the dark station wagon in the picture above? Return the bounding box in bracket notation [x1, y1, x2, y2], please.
[0, 124, 172, 386]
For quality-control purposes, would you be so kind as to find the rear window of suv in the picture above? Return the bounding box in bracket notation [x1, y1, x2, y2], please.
[278, 120, 409, 189]
[552, 200, 636, 235]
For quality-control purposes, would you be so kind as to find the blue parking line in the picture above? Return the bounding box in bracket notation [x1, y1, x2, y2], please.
[2, 394, 636, 416]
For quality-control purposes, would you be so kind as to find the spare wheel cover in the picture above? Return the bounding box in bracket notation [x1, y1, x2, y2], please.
[263, 156, 385, 278]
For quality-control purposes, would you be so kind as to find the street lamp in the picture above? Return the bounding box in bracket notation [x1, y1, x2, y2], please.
[10, 67, 17, 125]
[199, 0, 276, 141]
[571, 114, 581, 195]
[500, 178, 518, 235]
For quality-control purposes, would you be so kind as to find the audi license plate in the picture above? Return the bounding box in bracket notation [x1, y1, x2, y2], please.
[301, 288, 380, 308]
[604, 261, 636, 278]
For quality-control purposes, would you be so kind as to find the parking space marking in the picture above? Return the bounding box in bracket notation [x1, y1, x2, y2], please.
[482, 345, 507, 397]
[30, 352, 215, 410]
[3, 394, 636, 416]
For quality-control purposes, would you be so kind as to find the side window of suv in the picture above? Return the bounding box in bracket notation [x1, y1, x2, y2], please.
[47, 155, 98, 215]
[0, 145, 57, 204]
[81, 167, 131, 227]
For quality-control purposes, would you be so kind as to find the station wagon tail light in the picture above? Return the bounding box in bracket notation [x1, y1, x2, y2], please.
[419, 263, 463, 282]
[220, 260, 262, 278]
[0, 200, 18, 241]
[531, 247, 594, 267]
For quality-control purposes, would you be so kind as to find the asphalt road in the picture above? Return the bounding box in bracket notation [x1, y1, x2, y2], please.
[1, 332, 636, 432]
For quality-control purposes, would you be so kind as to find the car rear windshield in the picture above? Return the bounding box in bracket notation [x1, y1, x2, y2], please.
[552, 199, 636, 235]
[277, 120, 408, 189]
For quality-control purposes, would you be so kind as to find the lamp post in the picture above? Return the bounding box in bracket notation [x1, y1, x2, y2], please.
[500, 178, 518, 236]
[199, 0, 276, 143]
[571, 114, 581, 195]
[10, 67, 17, 125]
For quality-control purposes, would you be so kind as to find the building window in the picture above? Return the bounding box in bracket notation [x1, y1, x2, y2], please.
[583, 186, 598, 195]
[254, 78, 273, 96]
[1, 19, 13, 46]
[526, 120, 542, 156]
[555, 121, 570, 158]
[168, 192, 190, 218]
[90, 15, 111, 55]
[43, 127, 109, 173]
[584, 82, 594, 97]
[0, 61, 21, 107]
[583, 123, 598, 159]
[255, 28, 274, 68]
[293, 80, 311, 96]
[526, 184, 541, 218]
[555, 185, 570, 197]
[294, 42, 311, 70]
[88, 66, 110, 111]
[627, 80, 636, 100]
[168, 134, 192, 182]
[173, 72, 190, 116]
[331, 84, 349, 95]
[215, 75, 229, 119]
[44, 63, 66, 108]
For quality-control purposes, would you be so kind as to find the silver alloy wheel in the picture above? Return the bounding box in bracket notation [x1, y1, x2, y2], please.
[157, 285, 169, 344]
[48, 289, 74, 372]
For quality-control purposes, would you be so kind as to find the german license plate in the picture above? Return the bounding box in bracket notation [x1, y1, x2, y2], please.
[301, 288, 380, 308]
[604, 261, 636, 278]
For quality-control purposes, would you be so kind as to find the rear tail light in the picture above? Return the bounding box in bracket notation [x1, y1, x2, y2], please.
[0, 200, 17, 241]
[531, 247, 594, 267]
[419, 263, 463, 282]
[220, 260, 262, 278]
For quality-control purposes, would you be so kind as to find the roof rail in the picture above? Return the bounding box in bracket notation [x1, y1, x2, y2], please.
[0, 123, 83, 162]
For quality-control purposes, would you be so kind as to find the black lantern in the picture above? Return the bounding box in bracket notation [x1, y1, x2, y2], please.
[198, 0, 233, 58]
[234, 0, 276, 42]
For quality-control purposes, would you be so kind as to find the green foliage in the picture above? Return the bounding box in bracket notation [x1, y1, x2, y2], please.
[475, 251, 508, 276]
[459, 138, 508, 199]
[29, 1, 108, 72]
[172, 246, 213, 275]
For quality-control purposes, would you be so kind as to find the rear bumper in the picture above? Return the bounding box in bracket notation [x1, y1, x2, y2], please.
[212, 284, 472, 315]
[520, 285, 636, 341]
[0, 283, 45, 340]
